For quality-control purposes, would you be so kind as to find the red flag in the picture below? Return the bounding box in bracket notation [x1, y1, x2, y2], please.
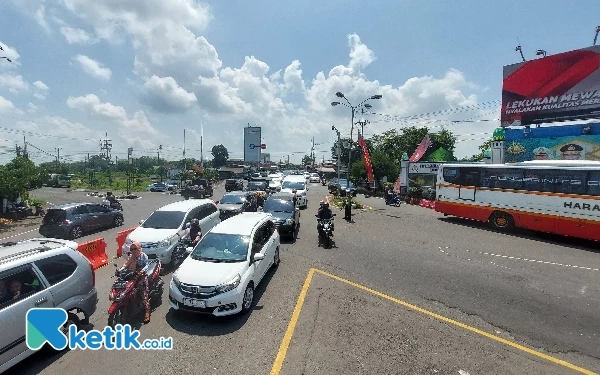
[409, 135, 432, 162]
[358, 137, 375, 183]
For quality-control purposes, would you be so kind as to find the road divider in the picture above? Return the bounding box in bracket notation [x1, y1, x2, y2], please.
[77, 238, 108, 270]
[116, 227, 137, 258]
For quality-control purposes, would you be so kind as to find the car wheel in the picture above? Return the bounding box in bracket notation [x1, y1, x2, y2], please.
[273, 246, 280, 267]
[113, 215, 124, 227]
[70, 226, 83, 239]
[241, 283, 254, 314]
[490, 211, 514, 230]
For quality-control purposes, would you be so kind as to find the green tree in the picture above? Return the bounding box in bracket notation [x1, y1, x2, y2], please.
[351, 149, 398, 184]
[301, 155, 312, 166]
[469, 139, 493, 161]
[0, 157, 46, 199]
[211, 145, 229, 168]
[331, 137, 362, 168]
[370, 127, 457, 162]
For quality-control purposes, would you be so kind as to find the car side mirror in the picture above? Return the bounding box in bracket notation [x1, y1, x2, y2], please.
[139, 219, 145, 224]
[252, 253, 265, 262]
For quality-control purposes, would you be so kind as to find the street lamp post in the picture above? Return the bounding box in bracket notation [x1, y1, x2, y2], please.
[331, 92, 381, 188]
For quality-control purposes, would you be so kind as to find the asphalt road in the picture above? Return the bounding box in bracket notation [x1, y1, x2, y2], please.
[3, 183, 600, 374]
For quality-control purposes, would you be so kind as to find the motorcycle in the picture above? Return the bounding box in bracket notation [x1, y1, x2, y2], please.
[33, 203, 45, 217]
[102, 199, 123, 211]
[321, 179, 326, 186]
[171, 236, 195, 270]
[316, 214, 335, 248]
[108, 260, 164, 328]
[385, 193, 401, 207]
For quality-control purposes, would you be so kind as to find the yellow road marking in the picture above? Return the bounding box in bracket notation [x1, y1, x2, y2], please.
[270, 268, 315, 375]
[271, 267, 598, 375]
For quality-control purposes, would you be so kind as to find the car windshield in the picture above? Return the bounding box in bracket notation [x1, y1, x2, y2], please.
[141, 211, 186, 229]
[246, 183, 265, 191]
[282, 181, 305, 190]
[220, 195, 245, 204]
[191, 233, 250, 262]
[338, 180, 355, 188]
[263, 199, 295, 213]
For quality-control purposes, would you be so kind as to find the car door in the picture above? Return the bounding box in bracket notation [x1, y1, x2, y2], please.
[250, 224, 270, 284]
[87, 204, 111, 229]
[71, 205, 93, 230]
[194, 205, 213, 237]
[0, 265, 55, 367]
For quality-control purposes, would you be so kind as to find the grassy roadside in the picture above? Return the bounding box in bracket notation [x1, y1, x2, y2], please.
[330, 196, 365, 209]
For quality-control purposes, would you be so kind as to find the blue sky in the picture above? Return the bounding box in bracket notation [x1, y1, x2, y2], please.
[0, 0, 598, 164]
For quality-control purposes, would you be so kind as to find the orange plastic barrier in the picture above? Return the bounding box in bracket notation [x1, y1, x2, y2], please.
[77, 238, 108, 270]
[419, 199, 426, 207]
[116, 227, 137, 258]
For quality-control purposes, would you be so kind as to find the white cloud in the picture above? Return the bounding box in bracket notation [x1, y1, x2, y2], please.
[0, 73, 28, 93]
[282, 60, 306, 94]
[33, 81, 48, 91]
[32, 80, 49, 100]
[66, 94, 159, 136]
[60, 26, 95, 44]
[0, 95, 16, 112]
[142, 75, 197, 112]
[27, 102, 39, 113]
[0, 41, 20, 68]
[75, 55, 112, 80]
[35, 6, 50, 33]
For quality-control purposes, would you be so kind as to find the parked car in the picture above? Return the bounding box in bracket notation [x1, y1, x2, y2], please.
[225, 179, 244, 192]
[168, 212, 280, 316]
[181, 178, 214, 200]
[335, 179, 358, 196]
[122, 200, 220, 264]
[39, 203, 124, 239]
[309, 173, 321, 183]
[0, 238, 98, 373]
[263, 195, 300, 239]
[148, 183, 168, 192]
[217, 192, 258, 220]
[328, 177, 339, 194]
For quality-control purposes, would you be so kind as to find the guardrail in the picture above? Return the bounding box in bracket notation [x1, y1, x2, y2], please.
[77, 238, 108, 270]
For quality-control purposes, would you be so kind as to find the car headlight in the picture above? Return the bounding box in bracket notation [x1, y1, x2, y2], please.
[286, 218, 294, 225]
[172, 274, 181, 288]
[216, 274, 241, 294]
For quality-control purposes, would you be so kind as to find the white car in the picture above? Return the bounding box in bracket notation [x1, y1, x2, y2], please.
[309, 173, 321, 183]
[303, 172, 311, 180]
[123, 199, 220, 264]
[168, 212, 280, 316]
[280, 176, 308, 208]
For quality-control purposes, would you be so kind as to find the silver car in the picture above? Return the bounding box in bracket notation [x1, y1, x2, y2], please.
[0, 238, 98, 373]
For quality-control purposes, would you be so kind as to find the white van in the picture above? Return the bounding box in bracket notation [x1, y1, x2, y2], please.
[280, 175, 308, 208]
[123, 199, 220, 264]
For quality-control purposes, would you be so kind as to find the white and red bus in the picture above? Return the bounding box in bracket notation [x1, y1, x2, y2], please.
[435, 160, 600, 241]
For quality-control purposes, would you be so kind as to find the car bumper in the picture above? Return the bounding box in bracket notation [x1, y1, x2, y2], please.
[122, 243, 174, 264]
[309, 178, 320, 183]
[274, 223, 294, 235]
[168, 279, 244, 316]
[79, 287, 98, 320]
[297, 196, 307, 207]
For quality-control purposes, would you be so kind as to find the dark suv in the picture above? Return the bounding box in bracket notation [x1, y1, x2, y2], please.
[39, 203, 124, 239]
[225, 179, 244, 192]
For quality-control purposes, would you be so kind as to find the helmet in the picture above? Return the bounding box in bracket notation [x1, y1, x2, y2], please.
[323, 203, 329, 209]
[319, 200, 325, 205]
[106, 191, 113, 196]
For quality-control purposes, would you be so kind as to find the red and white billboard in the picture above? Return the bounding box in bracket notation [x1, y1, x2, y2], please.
[501, 45, 600, 127]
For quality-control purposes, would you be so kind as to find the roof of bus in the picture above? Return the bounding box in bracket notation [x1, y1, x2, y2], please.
[441, 161, 600, 170]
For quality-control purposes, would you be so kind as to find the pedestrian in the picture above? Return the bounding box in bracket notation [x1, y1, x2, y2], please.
[344, 190, 352, 221]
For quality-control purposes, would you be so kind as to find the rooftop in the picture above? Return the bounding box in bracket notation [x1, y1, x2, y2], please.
[210, 213, 272, 235]
[157, 199, 214, 212]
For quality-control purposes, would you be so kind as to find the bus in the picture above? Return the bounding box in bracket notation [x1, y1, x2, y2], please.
[435, 161, 600, 241]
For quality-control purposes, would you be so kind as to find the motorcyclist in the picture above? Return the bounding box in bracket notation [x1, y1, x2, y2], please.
[316, 202, 334, 239]
[116, 242, 151, 324]
[184, 218, 202, 245]
[106, 192, 117, 204]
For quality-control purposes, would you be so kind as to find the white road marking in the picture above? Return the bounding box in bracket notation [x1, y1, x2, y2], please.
[580, 285, 588, 295]
[0, 228, 38, 242]
[477, 251, 599, 272]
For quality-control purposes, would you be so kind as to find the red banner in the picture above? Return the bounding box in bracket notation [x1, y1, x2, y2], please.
[409, 135, 432, 162]
[501, 45, 600, 127]
[358, 137, 374, 183]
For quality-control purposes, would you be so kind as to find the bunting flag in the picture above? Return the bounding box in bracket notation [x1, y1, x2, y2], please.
[409, 135, 432, 162]
[358, 137, 375, 183]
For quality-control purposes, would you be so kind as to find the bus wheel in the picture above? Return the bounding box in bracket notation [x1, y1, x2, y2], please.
[490, 211, 514, 230]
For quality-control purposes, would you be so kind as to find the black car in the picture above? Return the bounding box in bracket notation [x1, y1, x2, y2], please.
[331, 179, 358, 196]
[225, 179, 244, 192]
[39, 203, 124, 239]
[216, 191, 258, 220]
[263, 197, 300, 239]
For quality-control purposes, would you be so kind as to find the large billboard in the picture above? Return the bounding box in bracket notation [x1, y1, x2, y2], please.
[243, 127, 261, 163]
[501, 45, 600, 127]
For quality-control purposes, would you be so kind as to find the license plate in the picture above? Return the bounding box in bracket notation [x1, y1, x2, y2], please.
[183, 298, 206, 308]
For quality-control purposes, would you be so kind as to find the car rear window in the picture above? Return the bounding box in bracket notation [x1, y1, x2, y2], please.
[35, 254, 78, 285]
[43, 209, 66, 224]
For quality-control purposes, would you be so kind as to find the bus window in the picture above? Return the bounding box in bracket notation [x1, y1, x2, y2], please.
[482, 168, 523, 190]
[442, 167, 460, 184]
[460, 168, 481, 187]
[587, 171, 600, 196]
[524, 169, 585, 194]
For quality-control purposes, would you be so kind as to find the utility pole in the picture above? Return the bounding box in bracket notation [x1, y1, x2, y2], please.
[15, 144, 21, 157]
[158, 145, 163, 182]
[127, 147, 133, 195]
[55, 148, 61, 173]
[100, 132, 112, 185]
[23, 136, 28, 159]
[332, 126, 342, 181]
